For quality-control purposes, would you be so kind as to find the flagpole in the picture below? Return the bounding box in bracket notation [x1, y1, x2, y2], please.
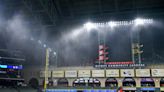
[44, 48, 49, 92]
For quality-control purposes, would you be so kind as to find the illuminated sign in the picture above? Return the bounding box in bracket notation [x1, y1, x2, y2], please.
[94, 64, 145, 68]
[46, 89, 117, 92]
[120, 69, 135, 77]
[78, 70, 91, 77]
[65, 70, 77, 78]
[40, 71, 51, 78]
[52, 71, 64, 78]
[105, 61, 133, 65]
[92, 70, 105, 77]
[0, 65, 7, 68]
[106, 69, 119, 77]
[123, 87, 136, 90]
[151, 69, 164, 77]
[136, 69, 150, 77]
[140, 88, 155, 91]
[0, 64, 22, 69]
[160, 88, 164, 91]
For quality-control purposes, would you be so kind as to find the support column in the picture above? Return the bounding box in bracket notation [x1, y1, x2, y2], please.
[135, 78, 141, 87]
[97, 78, 106, 87]
[154, 78, 160, 87]
[117, 78, 123, 87]
[68, 78, 75, 87]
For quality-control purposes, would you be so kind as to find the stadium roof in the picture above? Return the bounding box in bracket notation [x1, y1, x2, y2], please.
[1, 0, 164, 30]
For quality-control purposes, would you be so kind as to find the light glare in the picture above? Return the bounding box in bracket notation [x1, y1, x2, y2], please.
[72, 30, 81, 37]
[84, 18, 153, 29]
[54, 52, 57, 55]
[84, 22, 95, 30]
[38, 40, 42, 44]
[135, 18, 144, 25]
[108, 21, 117, 28]
[43, 44, 46, 48]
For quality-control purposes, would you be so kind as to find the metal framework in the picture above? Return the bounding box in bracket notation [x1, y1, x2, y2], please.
[0, 0, 164, 66]
[2, 0, 163, 28]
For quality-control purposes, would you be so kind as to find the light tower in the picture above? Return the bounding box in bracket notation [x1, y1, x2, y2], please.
[98, 45, 109, 64]
[132, 43, 143, 64]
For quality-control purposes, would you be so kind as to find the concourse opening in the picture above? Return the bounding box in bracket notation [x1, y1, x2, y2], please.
[122, 77, 136, 92]
[73, 78, 100, 87]
[123, 77, 136, 87]
[140, 78, 155, 92]
[57, 78, 68, 87]
[141, 78, 155, 87]
[105, 77, 118, 88]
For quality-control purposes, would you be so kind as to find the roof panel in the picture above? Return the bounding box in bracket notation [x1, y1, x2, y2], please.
[136, 0, 164, 8]
[101, 0, 115, 12]
[118, 0, 134, 10]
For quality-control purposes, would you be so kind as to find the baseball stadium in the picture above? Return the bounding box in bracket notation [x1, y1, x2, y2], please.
[0, 0, 164, 92]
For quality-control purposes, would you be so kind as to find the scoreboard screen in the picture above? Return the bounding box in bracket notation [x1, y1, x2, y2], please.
[0, 64, 22, 69]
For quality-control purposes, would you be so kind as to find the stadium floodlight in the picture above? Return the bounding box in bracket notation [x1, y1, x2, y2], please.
[134, 18, 153, 25]
[84, 22, 95, 31]
[53, 52, 57, 56]
[38, 40, 42, 44]
[135, 18, 144, 25]
[83, 18, 153, 29]
[43, 44, 46, 48]
[108, 21, 117, 28]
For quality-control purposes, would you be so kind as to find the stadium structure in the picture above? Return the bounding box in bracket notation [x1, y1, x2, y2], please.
[0, 0, 164, 92]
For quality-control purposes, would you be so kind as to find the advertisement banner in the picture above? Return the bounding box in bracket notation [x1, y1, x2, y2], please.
[120, 69, 135, 77]
[136, 69, 150, 77]
[151, 69, 164, 77]
[78, 70, 91, 77]
[123, 87, 137, 90]
[106, 69, 119, 77]
[52, 71, 64, 78]
[40, 71, 51, 77]
[94, 64, 145, 68]
[92, 70, 105, 77]
[65, 70, 77, 78]
[160, 88, 164, 91]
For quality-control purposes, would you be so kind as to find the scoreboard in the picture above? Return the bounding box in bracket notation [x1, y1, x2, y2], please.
[0, 64, 22, 69]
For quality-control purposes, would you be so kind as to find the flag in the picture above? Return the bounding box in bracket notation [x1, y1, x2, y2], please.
[99, 45, 108, 50]
[99, 50, 104, 55]
[99, 56, 104, 61]
[99, 45, 104, 50]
